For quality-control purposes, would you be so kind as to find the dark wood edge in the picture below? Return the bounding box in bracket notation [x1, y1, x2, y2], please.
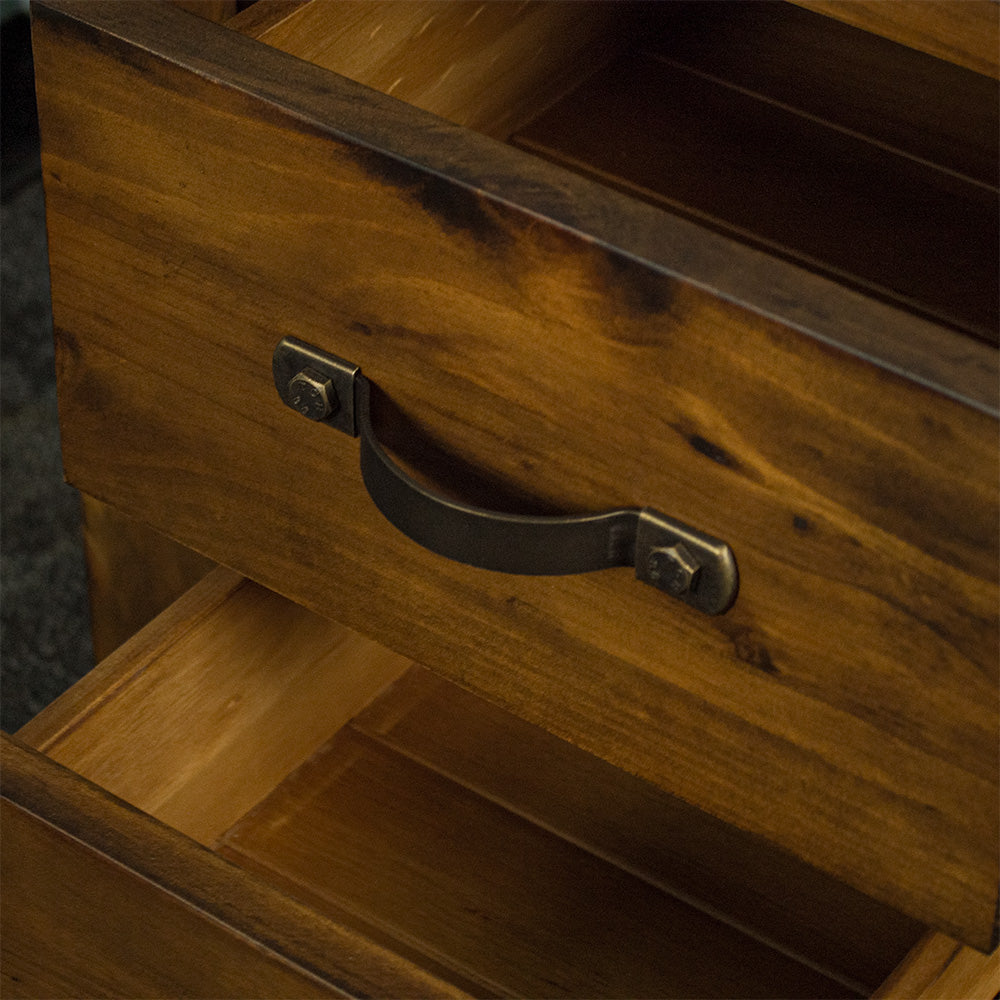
[1, 732, 472, 998]
[31, 0, 998, 415]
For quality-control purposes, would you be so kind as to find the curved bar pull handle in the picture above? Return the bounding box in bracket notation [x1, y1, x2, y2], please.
[274, 338, 738, 615]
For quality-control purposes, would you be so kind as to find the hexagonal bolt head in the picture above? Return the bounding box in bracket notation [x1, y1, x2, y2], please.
[288, 368, 339, 422]
[647, 542, 701, 597]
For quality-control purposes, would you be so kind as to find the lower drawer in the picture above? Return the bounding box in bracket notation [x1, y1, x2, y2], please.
[5, 567, 998, 998]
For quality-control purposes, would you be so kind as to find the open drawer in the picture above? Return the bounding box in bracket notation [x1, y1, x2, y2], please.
[30, 0, 999, 955]
[5, 567, 999, 998]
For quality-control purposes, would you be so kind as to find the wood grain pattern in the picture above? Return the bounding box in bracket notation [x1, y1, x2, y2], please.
[513, 51, 997, 343]
[1, 800, 340, 999]
[228, 0, 632, 139]
[16, 565, 246, 747]
[1, 734, 467, 999]
[874, 931, 1000, 999]
[790, 0, 1000, 78]
[349, 666, 923, 995]
[14, 571, 918, 995]
[82, 493, 214, 660]
[220, 726, 855, 999]
[32, 1, 999, 948]
[18, 566, 413, 845]
[646, 2, 998, 189]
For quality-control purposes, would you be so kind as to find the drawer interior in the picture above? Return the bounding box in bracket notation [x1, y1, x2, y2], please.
[20, 567, 927, 998]
[228, 0, 998, 345]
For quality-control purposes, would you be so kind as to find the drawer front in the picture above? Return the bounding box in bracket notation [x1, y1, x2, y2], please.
[33, 1, 998, 948]
[1, 731, 462, 999]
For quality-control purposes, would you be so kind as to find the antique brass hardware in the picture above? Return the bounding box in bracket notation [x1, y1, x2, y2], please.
[273, 337, 738, 614]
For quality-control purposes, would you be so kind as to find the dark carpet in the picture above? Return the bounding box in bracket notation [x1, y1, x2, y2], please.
[2, 10, 94, 734]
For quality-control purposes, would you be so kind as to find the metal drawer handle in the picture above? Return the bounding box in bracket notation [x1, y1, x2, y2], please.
[273, 338, 738, 614]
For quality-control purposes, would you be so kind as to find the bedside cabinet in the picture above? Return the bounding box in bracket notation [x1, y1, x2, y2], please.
[5, 1, 998, 995]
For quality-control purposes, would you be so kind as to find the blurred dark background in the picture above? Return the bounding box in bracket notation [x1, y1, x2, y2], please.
[2, 1, 94, 733]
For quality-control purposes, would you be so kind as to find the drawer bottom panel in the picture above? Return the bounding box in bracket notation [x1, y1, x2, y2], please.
[219, 667, 891, 999]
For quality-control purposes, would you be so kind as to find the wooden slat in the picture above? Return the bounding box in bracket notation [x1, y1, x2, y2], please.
[513, 52, 997, 343]
[874, 931, 1000, 999]
[350, 667, 923, 995]
[220, 726, 856, 999]
[18, 566, 412, 846]
[81, 493, 214, 660]
[646, 2, 997, 194]
[228, 0, 633, 140]
[1, 734, 467, 999]
[32, 0, 999, 948]
[789, 1, 1000, 79]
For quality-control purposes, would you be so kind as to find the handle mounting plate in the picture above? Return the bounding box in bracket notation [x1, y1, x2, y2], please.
[273, 337, 359, 437]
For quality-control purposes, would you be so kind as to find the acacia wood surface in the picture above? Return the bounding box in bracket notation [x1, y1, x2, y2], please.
[1, 799, 340, 999]
[6, 578, 977, 998]
[363, 667, 926, 993]
[513, 18, 997, 343]
[82, 494, 214, 660]
[223, 0, 306, 36]
[17, 568, 919, 995]
[873, 931, 1000, 1000]
[17, 566, 413, 845]
[348, 666, 922, 994]
[32, 0, 999, 949]
[789, 0, 1000, 78]
[219, 728, 853, 998]
[228, 0, 631, 140]
[16, 567, 246, 750]
[1, 734, 466, 999]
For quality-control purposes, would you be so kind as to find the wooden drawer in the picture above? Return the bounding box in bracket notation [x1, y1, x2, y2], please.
[30, 0, 998, 955]
[5, 567, 999, 997]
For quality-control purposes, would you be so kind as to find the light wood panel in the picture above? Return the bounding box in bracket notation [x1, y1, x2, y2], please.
[32, 1, 999, 948]
[874, 932, 1000, 999]
[220, 726, 855, 999]
[227, 0, 633, 139]
[790, 1, 1000, 78]
[1, 734, 466, 999]
[18, 566, 413, 845]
